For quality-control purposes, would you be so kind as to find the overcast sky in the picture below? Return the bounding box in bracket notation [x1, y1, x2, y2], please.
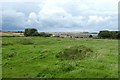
[1, 0, 119, 32]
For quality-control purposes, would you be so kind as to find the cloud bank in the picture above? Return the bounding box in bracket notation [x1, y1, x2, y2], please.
[1, 0, 119, 32]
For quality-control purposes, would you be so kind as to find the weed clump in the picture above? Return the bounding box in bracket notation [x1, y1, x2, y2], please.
[2, 41, 13, 46]
[60, 63, 75, 72]
[8, 53, 15, 57]
[3, 52, 16, 59]
[56, 45, 93, 60]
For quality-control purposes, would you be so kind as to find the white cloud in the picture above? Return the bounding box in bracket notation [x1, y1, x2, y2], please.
[39, 6, 69, 19]
[88, 16, 111, 23]
[26, 12, 40, 28]
[28, 12, 38, 22]
[1, 0, 118, 31]
[0, 0, 44, 2]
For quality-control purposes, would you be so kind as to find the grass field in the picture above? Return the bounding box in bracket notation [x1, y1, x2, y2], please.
[0, 32, 24, 37]
[2, 37, 118, 78]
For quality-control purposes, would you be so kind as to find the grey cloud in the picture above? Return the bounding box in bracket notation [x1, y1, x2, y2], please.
[1, 0, 118, 32]
[2, 2, 42, 16]
[2, 9, 26, 31]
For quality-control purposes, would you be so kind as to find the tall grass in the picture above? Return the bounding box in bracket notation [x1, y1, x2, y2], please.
[17, 38, 33, 45]
[56, 45, 93, 60]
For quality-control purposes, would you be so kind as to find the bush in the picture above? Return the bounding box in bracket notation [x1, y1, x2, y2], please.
[56, 45, 93, 60]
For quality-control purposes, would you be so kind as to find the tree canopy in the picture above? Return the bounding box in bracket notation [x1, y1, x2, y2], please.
[24, 28, 39, 36]
[98, 30, 120, 39]
[24, 28, 52, 37]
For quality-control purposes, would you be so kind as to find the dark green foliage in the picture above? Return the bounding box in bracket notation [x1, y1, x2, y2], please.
[56, 45, 93, 60]
[24, 28, 52, 37]
[24, 28, 39, 36]
[89, 35, 93, 38]
[98, 31, 111, 38]
[116, 31, 120, 39]
[17, 31, 23, 33]
[31, 31, 39, 36]
[39, 32, 52, 37]
[98, 30, 120, 39]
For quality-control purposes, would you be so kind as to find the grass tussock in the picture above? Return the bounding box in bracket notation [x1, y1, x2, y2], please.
[2, 41, 13, 46]
[60, 63, 75, 72]
[17, 38, 33, 45]
[56, 45, 93, 60]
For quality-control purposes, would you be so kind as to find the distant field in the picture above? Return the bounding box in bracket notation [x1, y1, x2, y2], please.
[0, 32, 24, 37]
[2, 37, 118, 78]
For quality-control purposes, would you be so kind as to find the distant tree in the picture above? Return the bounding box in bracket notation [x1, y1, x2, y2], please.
[98, 30, 120, 39]
[116, 31, 120, 39]
[110, 31, 117, 39]
[83, 32, 89, 34]
[39, 32, 52, 37]
[18, 31, 23, 33]
[24, 28, 39, 36]
[89, 35, 93, 38]
[98, 31, 111, 38]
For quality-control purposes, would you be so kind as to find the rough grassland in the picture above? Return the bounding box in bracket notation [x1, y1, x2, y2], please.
[2, 37, 118, 78]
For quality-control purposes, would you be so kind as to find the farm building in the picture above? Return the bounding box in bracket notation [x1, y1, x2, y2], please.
[51, 32, 98, 38]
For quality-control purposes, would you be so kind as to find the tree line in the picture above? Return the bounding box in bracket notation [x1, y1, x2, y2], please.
[24, 28, 52, 37]
[24, 28, 120, 39]
[98, 30, 120, 39]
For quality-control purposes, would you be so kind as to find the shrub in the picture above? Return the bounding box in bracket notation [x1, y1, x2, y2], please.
[56, 45, 93, 60]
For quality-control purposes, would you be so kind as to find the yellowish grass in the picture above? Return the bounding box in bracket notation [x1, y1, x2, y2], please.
[0, 32, 24, 37]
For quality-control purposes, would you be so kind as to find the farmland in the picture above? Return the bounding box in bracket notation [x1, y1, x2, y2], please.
[0, 32, 24, 37]
[2, 36, 118, 78]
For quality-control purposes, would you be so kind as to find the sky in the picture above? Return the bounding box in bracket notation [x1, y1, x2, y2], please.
[0, 0, 119, 32]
